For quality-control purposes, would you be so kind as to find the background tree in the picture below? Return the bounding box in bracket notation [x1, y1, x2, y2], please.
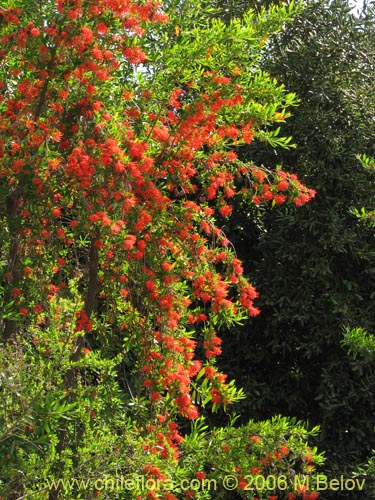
[219, 1, 375, 497]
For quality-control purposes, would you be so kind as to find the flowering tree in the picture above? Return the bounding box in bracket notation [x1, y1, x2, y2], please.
[0, 1, 320, 499]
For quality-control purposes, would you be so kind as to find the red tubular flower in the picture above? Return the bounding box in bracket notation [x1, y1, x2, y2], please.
[280, 444, 289, 455]
[195, 471, 206, 480]
[239, 478, 248, 489]
[123, 46, 147, 64]
[219, 204, 232, 217]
